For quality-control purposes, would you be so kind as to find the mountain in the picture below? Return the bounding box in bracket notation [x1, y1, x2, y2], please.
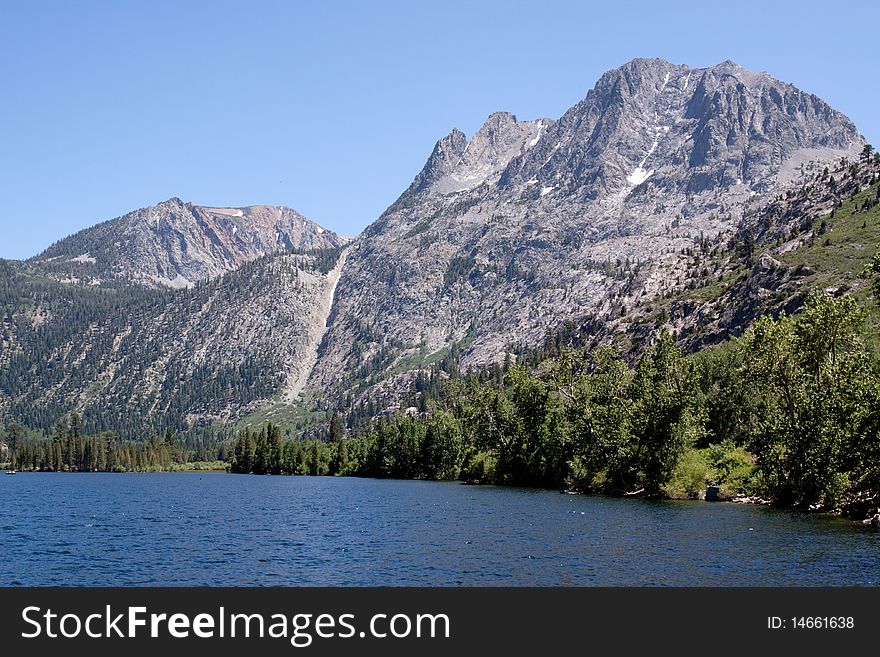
[306, 58, 864, 410]
[0, 57, 873, 439]
[1, 199, 347, 437]
[31, 198, 347, 288]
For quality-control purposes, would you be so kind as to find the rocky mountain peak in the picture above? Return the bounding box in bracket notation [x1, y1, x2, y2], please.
[33, 199, 345, 288]
[308, 58, 866, 410]
[401, 128, 469, 198]
[397, 112, 553, 204]
[499, 57, 862, 201]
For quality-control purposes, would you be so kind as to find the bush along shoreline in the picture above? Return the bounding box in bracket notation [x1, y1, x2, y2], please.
[4, 292, 880, 526]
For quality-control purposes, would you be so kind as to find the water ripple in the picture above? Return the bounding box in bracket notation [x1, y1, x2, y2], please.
[0, 473, 878, 586]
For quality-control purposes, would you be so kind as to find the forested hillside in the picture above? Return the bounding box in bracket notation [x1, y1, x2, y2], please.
[1, 248, 345, 437]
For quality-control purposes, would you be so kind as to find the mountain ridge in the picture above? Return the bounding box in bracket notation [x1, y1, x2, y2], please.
[31, 197, 348, 288]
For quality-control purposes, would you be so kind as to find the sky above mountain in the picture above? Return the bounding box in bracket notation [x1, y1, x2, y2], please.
[1, 0, 877, 259]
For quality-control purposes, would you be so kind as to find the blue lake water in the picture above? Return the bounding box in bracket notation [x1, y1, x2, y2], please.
[0, 472, 877, 586]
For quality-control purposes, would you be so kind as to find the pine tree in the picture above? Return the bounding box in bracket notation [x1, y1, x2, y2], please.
[328, 414, 344, 442]
[308, 441, 322, 476]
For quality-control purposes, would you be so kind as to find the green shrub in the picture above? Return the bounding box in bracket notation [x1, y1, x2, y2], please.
[706, 440, 756, 496]
[664, 449, 714, 499]
[461, 451, 497, 484]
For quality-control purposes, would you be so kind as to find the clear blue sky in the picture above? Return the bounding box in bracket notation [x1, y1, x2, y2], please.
[1, 0, 877, 259]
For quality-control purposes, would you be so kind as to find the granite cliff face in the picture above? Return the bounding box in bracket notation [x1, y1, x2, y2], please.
[32, 198, 347, 288]
[308, 58, 863, 408]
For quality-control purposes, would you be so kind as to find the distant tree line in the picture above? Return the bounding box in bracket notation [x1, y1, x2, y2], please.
[3, 412, 227, 472]
[220, 291, 880, 518]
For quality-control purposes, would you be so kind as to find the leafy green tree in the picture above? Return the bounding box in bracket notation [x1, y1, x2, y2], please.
[330, 439, 349, 475]
[308, 440, 323, 476]
[629, 331, 700, 497]
[690, 344, 754, 447]
[5, 422, 23, 456]
[743, 294, 873, 506]
[562, 349, 634, 492]
[266, 423, 282, 474]
[420, 410, 464, 480]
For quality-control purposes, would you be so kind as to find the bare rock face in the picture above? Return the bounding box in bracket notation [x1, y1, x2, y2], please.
[309, 58, 864, 406]
[400, 128, 470, 198]
[32, 199, 347, 288]
[502, 58, 860, 197]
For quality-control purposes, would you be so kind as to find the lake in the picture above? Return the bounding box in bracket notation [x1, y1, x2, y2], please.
[0, 473, 877, 586]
